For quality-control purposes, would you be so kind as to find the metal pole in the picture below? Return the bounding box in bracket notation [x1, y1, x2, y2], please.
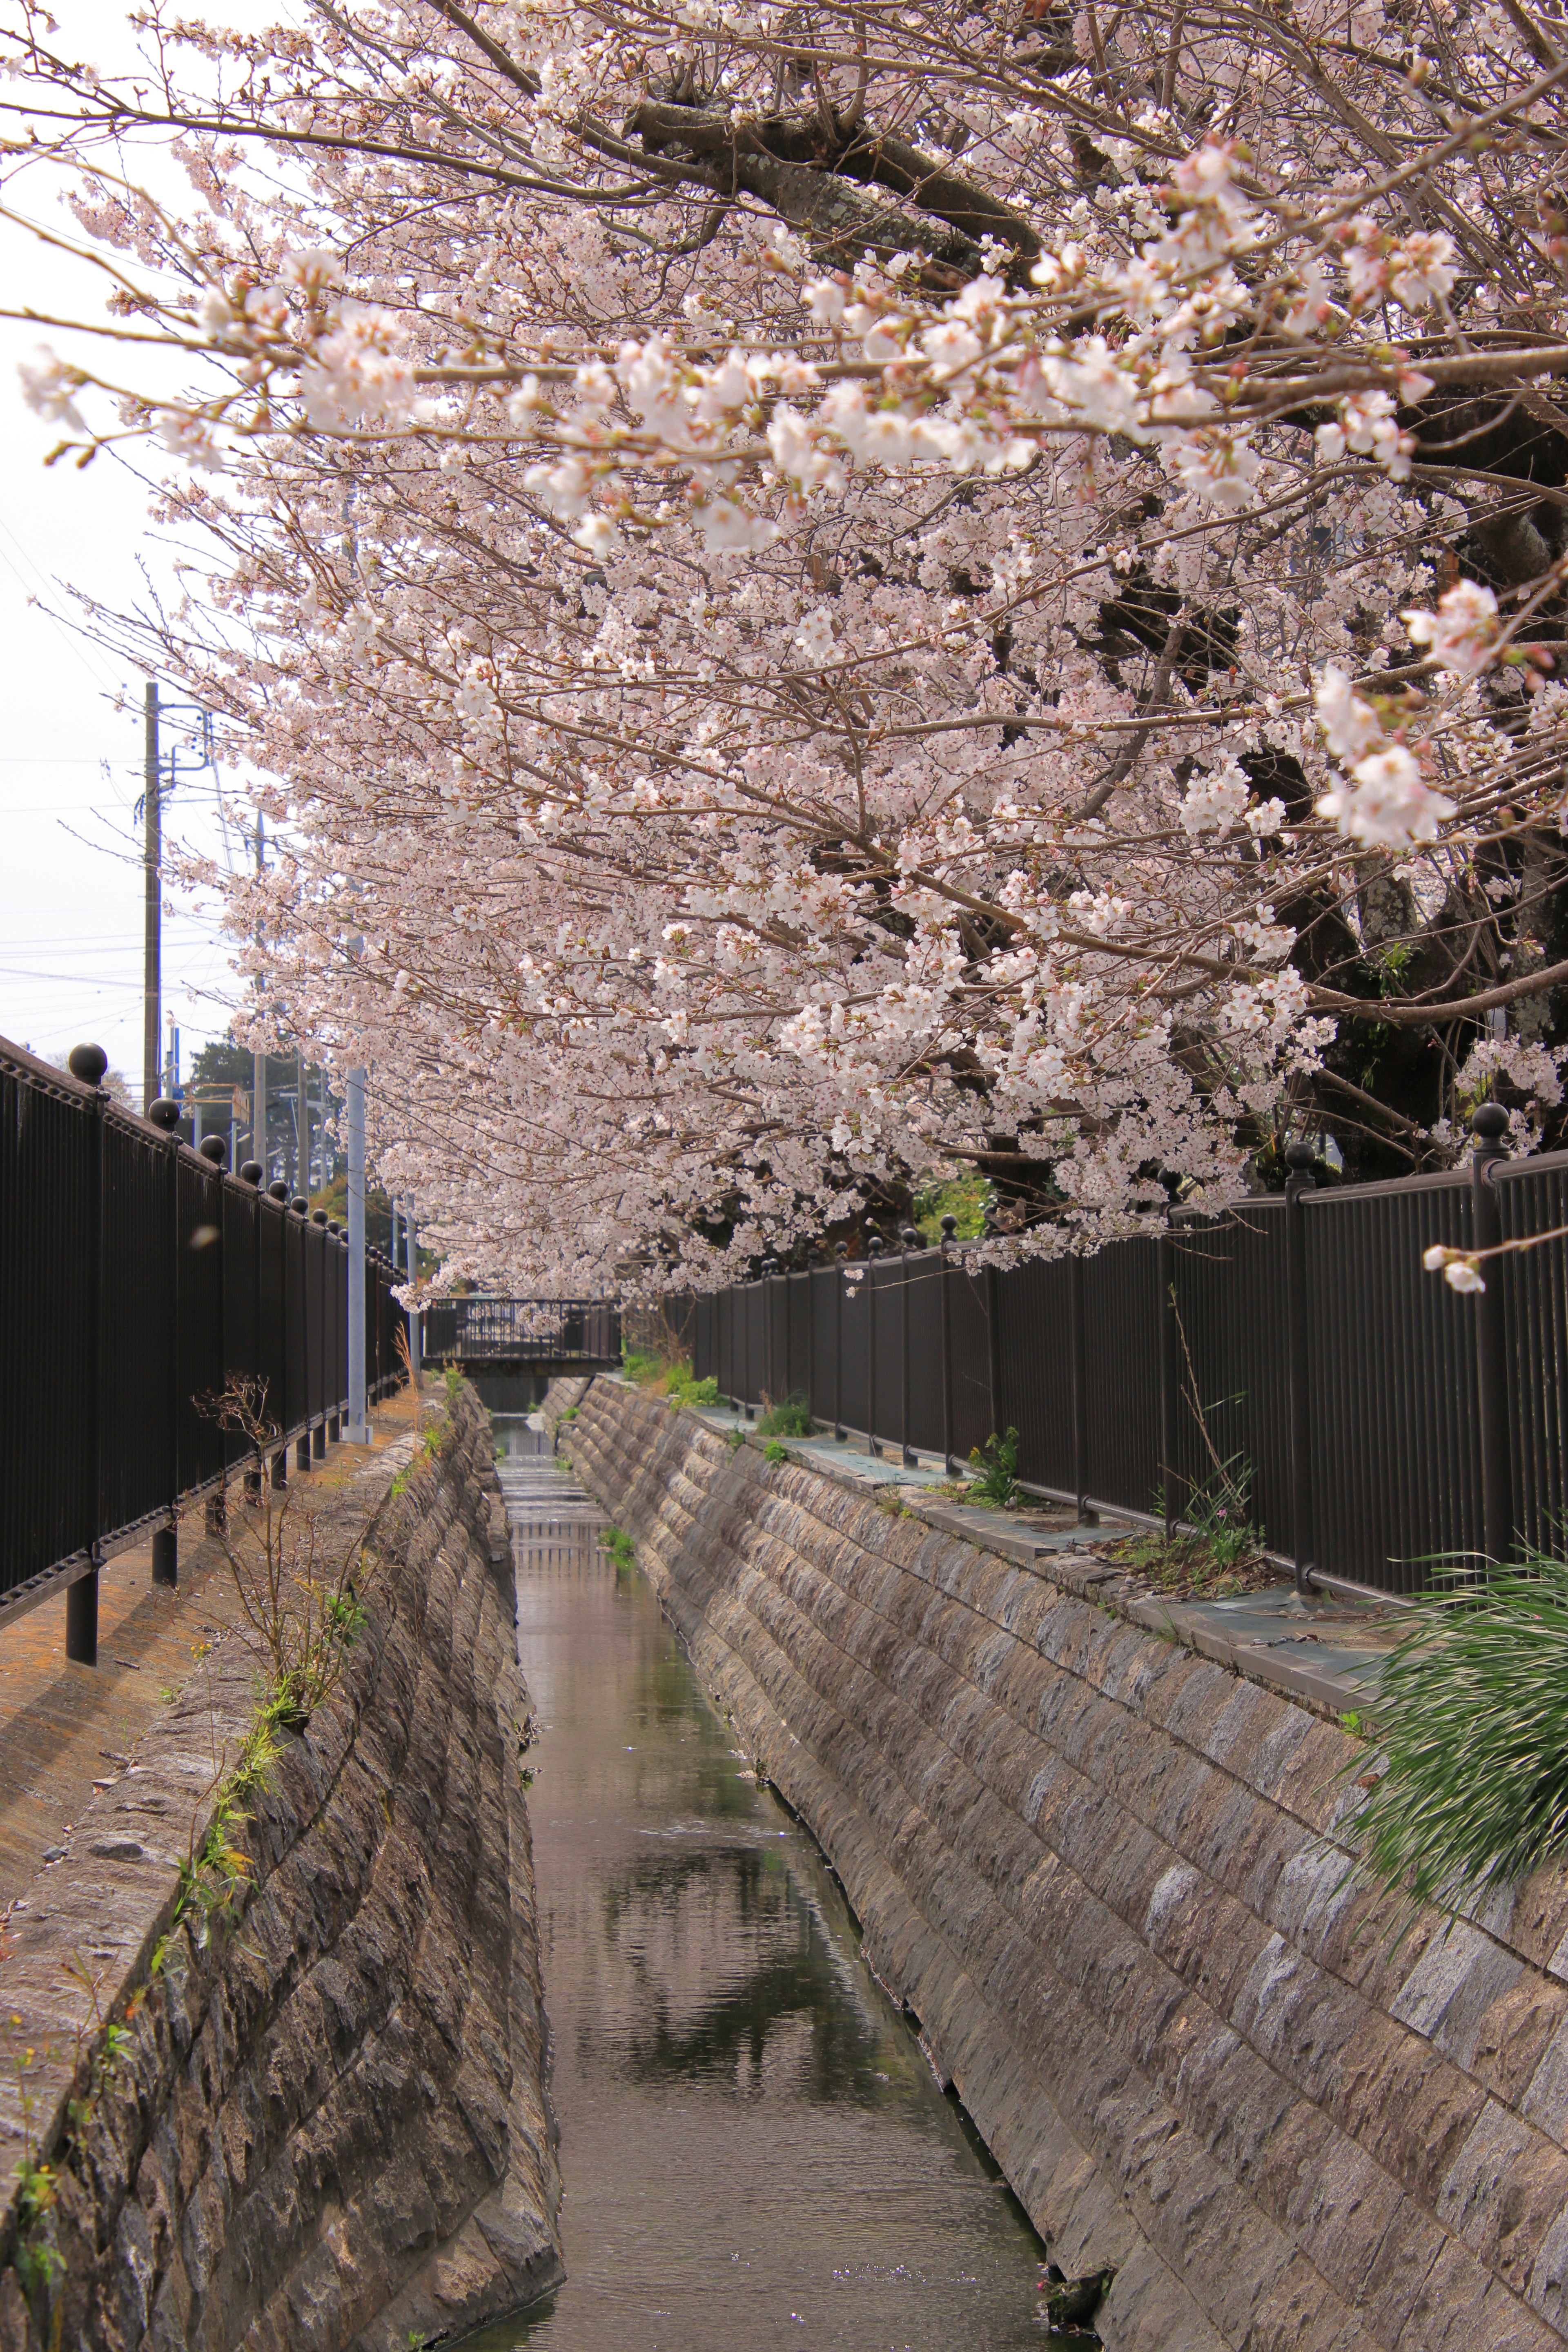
[1158, 1222, 1180, 1543]
[66, 1043, 110, 1665]
[900, 1227, 918, 1465]
[1069, 1253, 1089, 1523]
[346, 1066, 369, 1441]
[149, 1096, 181, 1584]
[1472, 1103, 1512, 1566]
[1284, 1144, 1318, 1592]
[253, 813, 267, 1178]
[143, 683, 160, 1114]
[834, 1242, 846, 1440]
[940, 1216, 957, 1475]
[985, 1258, 1003, 1448]
[406, 1202, 421, 1375]
[866, 1228, 882, 1456]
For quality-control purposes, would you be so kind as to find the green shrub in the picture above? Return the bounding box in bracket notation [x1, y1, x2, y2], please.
[667, 1368, 719, 1408]
[764, 1439, 788, 1463]
[967, 1427, 1021, 1508]
[603, 1525, 636, 1566]
[1345, 1551, 1568, 1932]
[758, 1393, 813, 1438]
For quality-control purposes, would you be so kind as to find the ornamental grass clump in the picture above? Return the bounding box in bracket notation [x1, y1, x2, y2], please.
[1345, 1551, 1568, 1930]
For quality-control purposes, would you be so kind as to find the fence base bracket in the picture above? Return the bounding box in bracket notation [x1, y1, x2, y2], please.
[151, 1525, 177, 1588]
[64, 1568, 98, 1665]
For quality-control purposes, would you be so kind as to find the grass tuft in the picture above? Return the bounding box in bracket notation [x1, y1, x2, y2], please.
[758, 1393, 813, 1438]
[1345, 1550, 1568, 1930]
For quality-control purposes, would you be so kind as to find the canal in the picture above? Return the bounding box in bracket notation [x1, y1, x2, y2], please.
[472, 1416, 1085, 2352]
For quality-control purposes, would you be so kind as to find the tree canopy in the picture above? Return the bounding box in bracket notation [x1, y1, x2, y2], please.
[9, 0, 1568, 1288]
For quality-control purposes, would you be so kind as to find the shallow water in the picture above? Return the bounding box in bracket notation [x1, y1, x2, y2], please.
[469, 1416, 1085, 2352]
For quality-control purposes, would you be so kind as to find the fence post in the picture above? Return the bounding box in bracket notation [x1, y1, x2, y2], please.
[866, 1229, 883, 1454]
[900, 1227, 919, 1465]
[312, 1209, 330, 1454]
[268, 1179, 290, 1484]
[66, 1044, 109, 1665]
[345, 1066, 369, 1442]
[1069, 1252, 1093, 1524]
[833, 1242, 846, 1439]
[200, 1133, 228, 1529]
[1285, 1141, 1318, 1595]
[290, 1198, 311, 1468]
[149, 1096, 183, 1585]
[1472, 1102, 1513, 1566]
[241, 1159, 265, 1496]
[940, 1215, 957, 1475]
[1158, 1222, 1180, 1543]
[984, 1248, 1003, 1448]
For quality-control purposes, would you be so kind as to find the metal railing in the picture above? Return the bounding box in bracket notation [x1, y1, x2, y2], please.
[422, 1295, 621, 1365]
[683, 1115, 1568, 1599]
[0, 1035, 406, 1653]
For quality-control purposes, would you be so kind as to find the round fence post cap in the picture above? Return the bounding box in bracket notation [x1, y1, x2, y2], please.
[1471, 1102, 1510, 1141]
[290, 1194, 309, 1216]
[148, 1097, 181, 1132]
[267, 1178, 289, 1201]
[1284, 1139, 1318, 1171]
[940, 1213, 958, 1240]
[67, 1043, 108, 1086]
[240, 1160, 264, 1186]
[900, 1224, 920, 1248]
[312, 1207, 329, 1226]
[198, 1134, 227, 1167]
[866, 1233, 884, 1257]
[834, 1240, 848, 1260]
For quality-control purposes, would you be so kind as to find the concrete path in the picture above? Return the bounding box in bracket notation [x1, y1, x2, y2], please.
[0, 1395, 424, 1917]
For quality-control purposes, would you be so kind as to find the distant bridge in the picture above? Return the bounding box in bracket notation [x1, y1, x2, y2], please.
[421, 1297, 621, 1379]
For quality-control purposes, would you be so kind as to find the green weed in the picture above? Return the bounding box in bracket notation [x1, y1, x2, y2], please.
[1341, 1550, 1568, 1934]
[966, 1428, 1021, 1509]
[603, 1526, 635, 1567]
[758, 1393, 813, 1439]
[764, 1439, 788, 1464]
[726, 1426, 746, 1453]
[1114, 1456, 1267, 1596]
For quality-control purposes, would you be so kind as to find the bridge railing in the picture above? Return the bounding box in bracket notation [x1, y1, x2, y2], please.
[422, 1296, 621, 1364]
[0, 1034, 405, 1649]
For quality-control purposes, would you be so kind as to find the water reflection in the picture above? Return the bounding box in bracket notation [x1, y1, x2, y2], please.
[474, 1417, 1081, 2352]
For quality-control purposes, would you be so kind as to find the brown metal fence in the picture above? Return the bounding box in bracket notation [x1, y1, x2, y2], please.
[687, 1120, 1568, 1599]
[0, 1034, 405, 1649]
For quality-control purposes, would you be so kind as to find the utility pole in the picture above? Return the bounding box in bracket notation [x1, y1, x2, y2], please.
[143, 683, 160, 1113]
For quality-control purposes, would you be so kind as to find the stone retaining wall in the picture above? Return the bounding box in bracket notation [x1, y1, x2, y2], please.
[0, 1386, 560, 2352]
[558, 1374, 1568, 2352]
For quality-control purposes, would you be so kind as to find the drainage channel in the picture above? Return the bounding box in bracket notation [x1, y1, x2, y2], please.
[470, 1415, 1090, 2352]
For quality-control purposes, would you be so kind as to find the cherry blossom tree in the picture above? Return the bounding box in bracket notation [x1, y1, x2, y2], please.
[8, 0, 1568, 1290]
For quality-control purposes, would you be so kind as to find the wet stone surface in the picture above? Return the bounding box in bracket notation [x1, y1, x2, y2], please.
[483, 1416, 1075, 2352]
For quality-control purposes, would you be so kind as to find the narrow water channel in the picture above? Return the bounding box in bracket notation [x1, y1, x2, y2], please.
[474, 1416, 1086, 2352]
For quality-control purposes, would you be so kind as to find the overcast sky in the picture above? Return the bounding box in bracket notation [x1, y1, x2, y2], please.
[1, 28, 249, 1104]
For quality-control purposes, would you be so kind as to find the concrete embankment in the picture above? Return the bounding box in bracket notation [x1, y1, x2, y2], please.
[0, 1385, 560, 2352]
[554, 1373, 1568, 2352]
